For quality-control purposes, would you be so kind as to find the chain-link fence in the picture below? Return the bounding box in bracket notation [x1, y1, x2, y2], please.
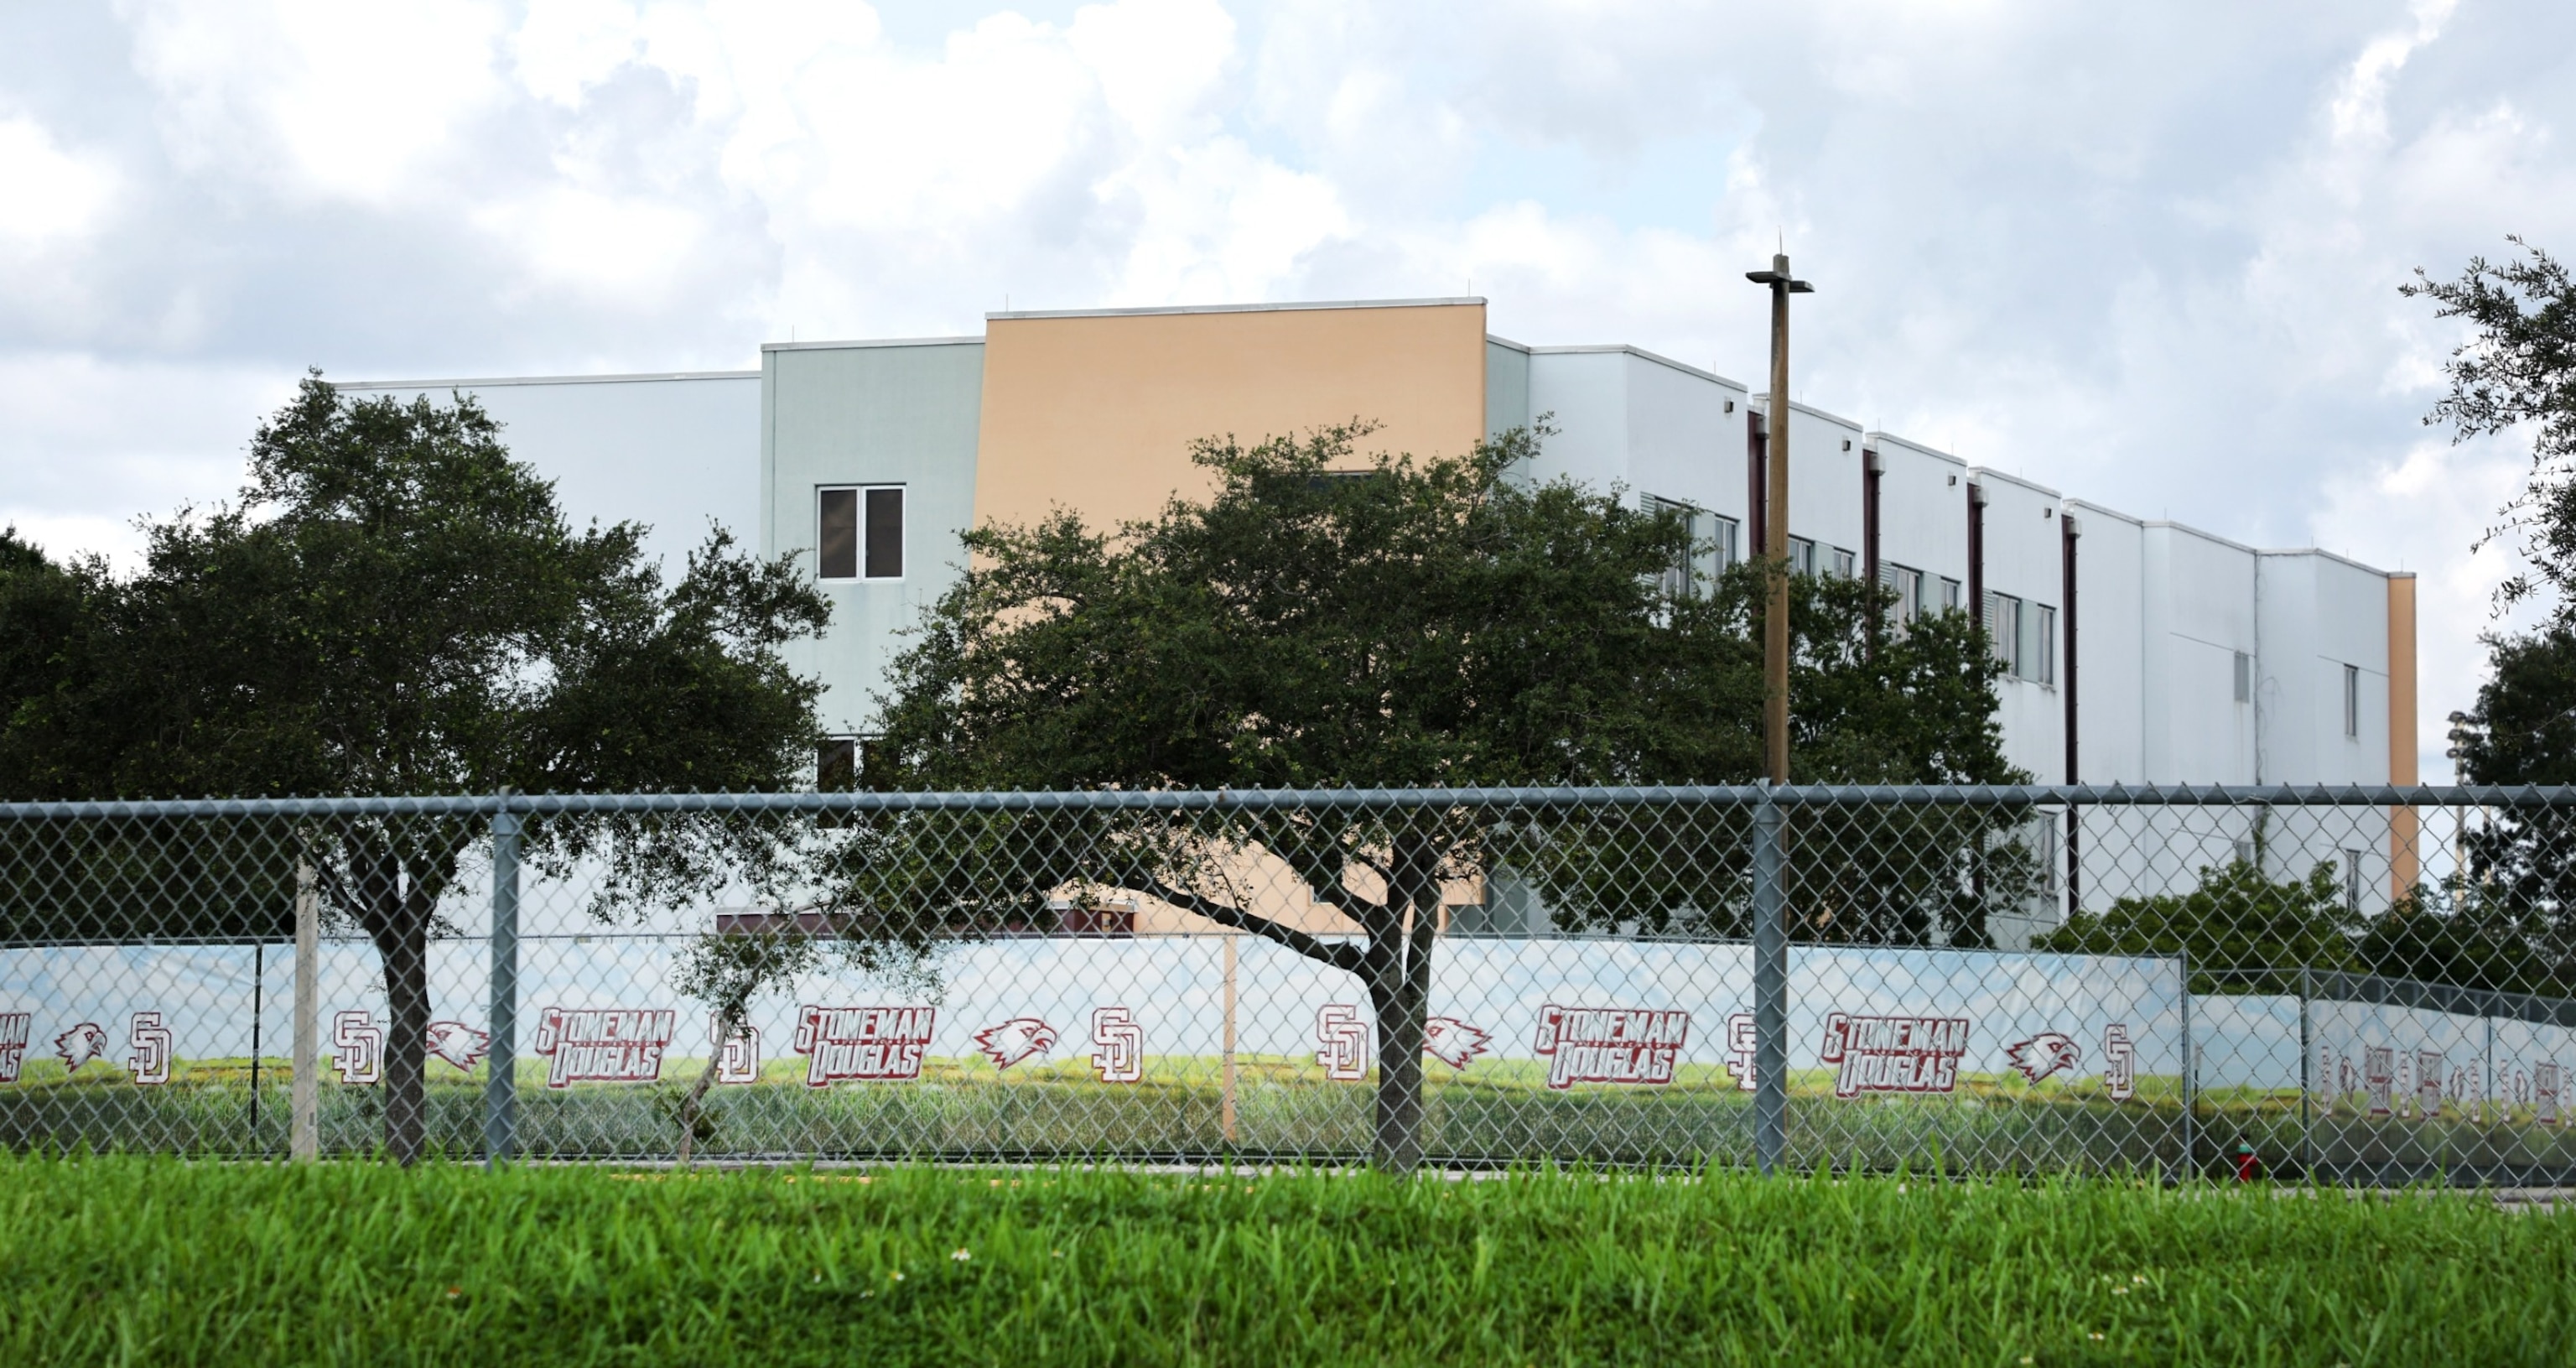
[3, 786, 2573, 1181]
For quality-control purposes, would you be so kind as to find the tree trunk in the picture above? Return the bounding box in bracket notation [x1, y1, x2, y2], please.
[348, 833, 437, 1166]
[373, 912, 431, 1164]
[1368, 831, 1444, 1174]
[674, 1007, 737, 1167]
[1368, 944, 1431, 1173]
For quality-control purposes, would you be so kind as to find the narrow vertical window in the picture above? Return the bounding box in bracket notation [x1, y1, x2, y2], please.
[818, 489, 858, 580]
[2035, 606, 2057, 687]
[1987, 592, 2025, 674]
[1649, 497, 1699, 598]
[1712, 515, 1739, 570]
[1831, 547, 1856, 579]
[865, 487, 905, 580]
[817, 736, 859, 791]
[2233, 651, 2251, 704]
[2343, 848, 2366, 913]
[1789, 536, 1815, 576]
[2344, 663, 2360, 738]
[1940, 577, 1962, 611]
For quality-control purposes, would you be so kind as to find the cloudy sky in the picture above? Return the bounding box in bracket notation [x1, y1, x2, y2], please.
[4, 0, 2573, 776]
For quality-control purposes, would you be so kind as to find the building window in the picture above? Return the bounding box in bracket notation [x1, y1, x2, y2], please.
[1984, 594, 2054, 684]
[2033, 817, 2062, 898]
[1789, 536, 1816, 576]
[1985, 591, 2023, 673]
[1940, 577, 1963, 611]
[2233, 651, 2251, 704]
[2343, 663, 2360, 738]
[1886, 564, 1925, 627]
[818, 486, 904, 580]
[818, 736, 891, 792]
[817, 736, 859, 791]
[1649, 497, 1723, 598]
[1831, 547, 1857, 579]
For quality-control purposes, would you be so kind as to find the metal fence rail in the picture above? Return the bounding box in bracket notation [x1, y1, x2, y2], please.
[3, 785, 2572, 1182]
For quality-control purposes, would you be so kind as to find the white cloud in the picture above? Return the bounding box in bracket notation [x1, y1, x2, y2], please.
[469, 186, 707, 303]
[121, 0, 512, 205]
[3, 0, 2576, 757]
[0, 352, 293, 571]
[0, 117, 117, 247]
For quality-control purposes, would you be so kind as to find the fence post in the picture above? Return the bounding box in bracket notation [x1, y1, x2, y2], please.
[2298, 964, 2313, 1181]
[291, 853, 319, 1162]
[1753, 785, 1788, 1176]
[485, 803, 522, 1167]
[2177, 948, 2194, 1183]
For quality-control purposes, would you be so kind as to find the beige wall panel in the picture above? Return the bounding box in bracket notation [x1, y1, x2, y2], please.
[974, 303, 1488, 535]
[2387, 572, 2420, 897]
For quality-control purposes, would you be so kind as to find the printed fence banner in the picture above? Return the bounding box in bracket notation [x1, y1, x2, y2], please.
[532, 1006, 675, 1087]
[792, 1006, 935, 1085]
[0, 935, 2189, 1097]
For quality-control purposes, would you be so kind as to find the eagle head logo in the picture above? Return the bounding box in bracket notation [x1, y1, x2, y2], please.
[2007, 1032, 2081, 1085]
[425, 1021, 491, 1072]
[974, 1017, 1059, 1070]
[55, 1022, 108, 1074]
[1422, 1016, 1493, 1070]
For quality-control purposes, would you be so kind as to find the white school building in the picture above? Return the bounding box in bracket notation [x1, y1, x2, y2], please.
[344, 297, 2420, 939]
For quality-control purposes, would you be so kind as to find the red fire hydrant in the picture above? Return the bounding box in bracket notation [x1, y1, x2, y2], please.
[2233, 1143, 2262, 1183]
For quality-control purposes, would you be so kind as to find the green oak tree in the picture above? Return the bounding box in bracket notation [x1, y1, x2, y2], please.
[867, 423, 2021, 1170]
[2405, 237, 2576, 627]
[0, 377, 830, 1163]
[2404, 239, 2576, 988]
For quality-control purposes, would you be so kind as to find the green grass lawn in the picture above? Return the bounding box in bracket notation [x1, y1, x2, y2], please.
[0, 1157, 2570, 1365]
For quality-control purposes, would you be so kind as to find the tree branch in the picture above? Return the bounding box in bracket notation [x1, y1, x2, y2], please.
[1142, 879, 1368, 975]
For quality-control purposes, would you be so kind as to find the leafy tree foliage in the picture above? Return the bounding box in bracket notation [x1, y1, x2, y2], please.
[2405, 237, 2576, 625]
[2402, 240, 2576, 996]
[870, 424, 2021, 1168]
[0, 377, 830, 1162]
[2423, 627, 2576, 994]
[2037, 859, 2362, 994]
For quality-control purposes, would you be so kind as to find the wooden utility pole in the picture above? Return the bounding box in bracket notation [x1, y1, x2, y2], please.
[1745, 253, 1812, 782]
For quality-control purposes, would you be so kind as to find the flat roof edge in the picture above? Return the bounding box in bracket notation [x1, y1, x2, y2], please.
[2142, 520, 2257, 555]
[1865, 431, 1969, 466]
[2142, 519, 2395, 575]
[761, 335, 984, 353]
[988, 297, 1485, 321]
[335, 369, 758, 390]
[1967, 466, 2063, 499]
[2062, 498, 2146, 527]
[1750, 395, 1864, 429]
[2257, 545, 2396, 577]
[1530, 344, 1743, 388]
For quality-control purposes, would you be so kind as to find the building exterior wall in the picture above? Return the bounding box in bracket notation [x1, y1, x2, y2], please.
[1520, 346, 1748, 527]
[971, 299, 1488, 538]
[1485, 336, 1532, 441]
[1972, 468, 2067, 784]
[2142, 523, 2261, 785]
[340, 299, 2419, 926]
[1757, 398, 1867, 572]
[761, 338, 985, 734]
[1869, 434, 1970, 616]
[2065, 501, 2146, 784]
[333, 371, 759, 581]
